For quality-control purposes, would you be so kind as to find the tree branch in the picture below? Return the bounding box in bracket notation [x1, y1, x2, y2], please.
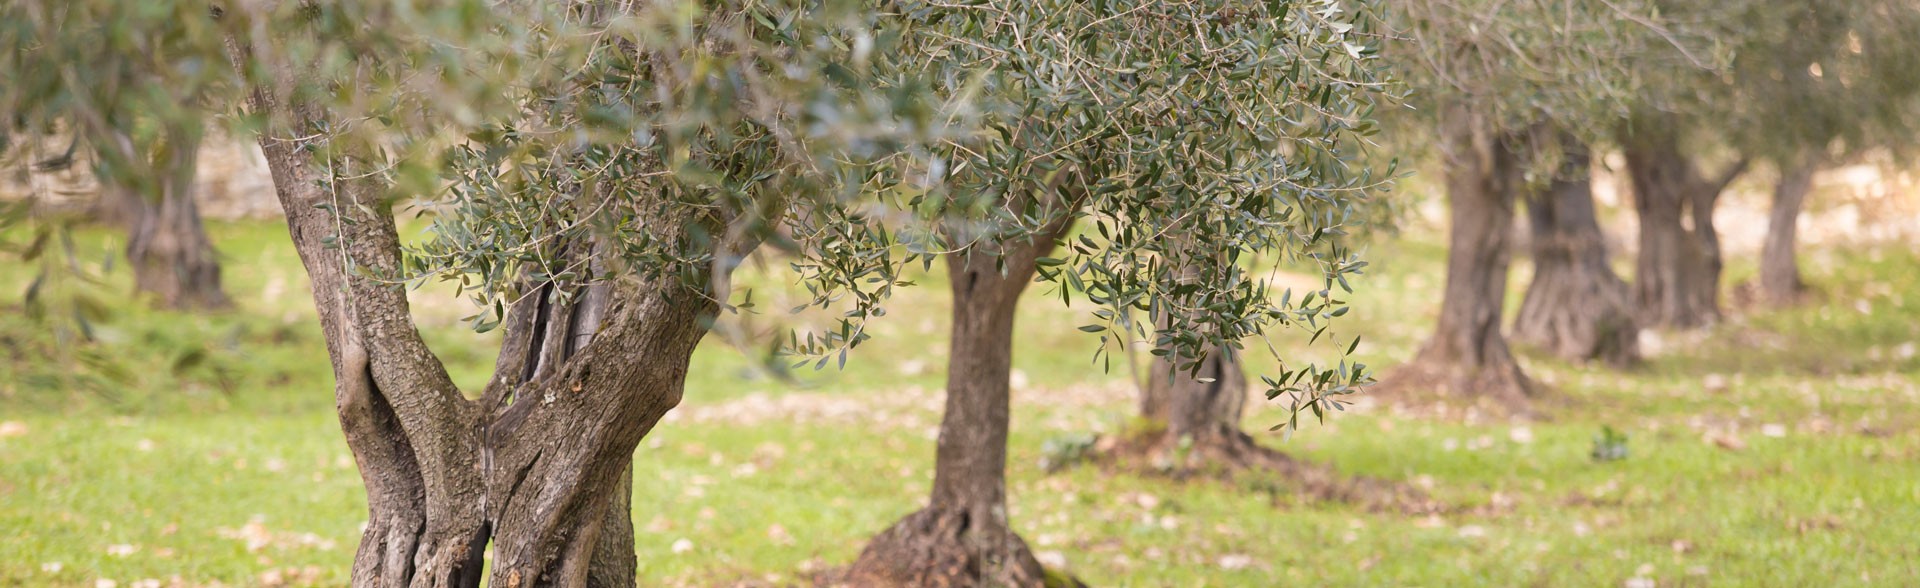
[1707, 157, 1751, 196]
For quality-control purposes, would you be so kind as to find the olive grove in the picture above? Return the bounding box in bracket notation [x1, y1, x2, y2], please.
[6, 0, 1393, 585]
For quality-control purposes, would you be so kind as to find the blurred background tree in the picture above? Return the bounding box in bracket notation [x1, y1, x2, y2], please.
[1380, 0, 1715, 407]
[2, 0, 235, 310]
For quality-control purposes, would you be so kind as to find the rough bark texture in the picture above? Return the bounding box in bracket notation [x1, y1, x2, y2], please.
[1513, 143, 1638, 365]
[1760, 159, 1816, 305]
[228, 17, 733, 587]
[1383, 112, 1532, 412]
[1620, 122, 1746, 329]
[845, 238, 1058, 588]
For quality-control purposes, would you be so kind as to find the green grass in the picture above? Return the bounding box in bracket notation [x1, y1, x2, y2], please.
[2, 219, 1918, 586]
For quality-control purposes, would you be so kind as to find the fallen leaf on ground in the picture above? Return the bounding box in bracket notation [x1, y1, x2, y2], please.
[1705, 432, 1747, 451]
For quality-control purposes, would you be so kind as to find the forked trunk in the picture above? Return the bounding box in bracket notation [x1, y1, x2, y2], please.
[1513, 143, 1638, 364]
[1760, 159, 1816, 305]
[1389, 112, 1532, 410]
[1620, 121, 1744, 329]
[846, 241, 1054, 588]
[231, 21, 723, 586]
[124, 127, 231, 310]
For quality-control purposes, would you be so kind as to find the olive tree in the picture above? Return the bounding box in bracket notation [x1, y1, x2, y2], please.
[1511, 135, 1637, 364]
[1382, 0, 1708, 405]
[1618, 0, 1920, 322]
[221, 0, 952, 582]
[1720, 0, 1920, 305]
[2, 0, 232, 310]
[842, 2, 1392, 583]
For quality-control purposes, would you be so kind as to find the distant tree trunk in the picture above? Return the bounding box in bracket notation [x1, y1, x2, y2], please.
[847, 236, 1057, 588]
[83, 126, 230, 311]
[125, 129, 230, 310]
[1512, 141, 1638, 364]
[1092, 298, 1431, 511]
[1388, 111, 1532, 411]
[1620, 121, 1746, 329]
[1129, 311, 1273, 466]
[1133, 281, 1249, 452]
[1760, 158, 1817, 305]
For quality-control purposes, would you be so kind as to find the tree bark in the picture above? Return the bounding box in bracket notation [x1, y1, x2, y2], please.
[227, 16, 733, 587]
[846, 237, 1058, 588]
[1387, 111, 1532, 410]
[1512, 141, 1638, 364]
[1156, 349, 1246, 445]
[1620, 121, 1745, 329]
[1130, 309, 1259, 464]
[1760, 158, 1816, 305]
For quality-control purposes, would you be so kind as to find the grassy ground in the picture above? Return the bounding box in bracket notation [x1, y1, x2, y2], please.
[2, 218, 1917, 587]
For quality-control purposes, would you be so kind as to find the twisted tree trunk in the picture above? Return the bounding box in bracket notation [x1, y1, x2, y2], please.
[1386, 111, 1532, 411]
[846, 239, 1055, 587]
[1513, 142, 1638, 364]
[1620, 121, 1746, 329]
[1760, 158, 1817, 305]
[230, 18, 729, 587]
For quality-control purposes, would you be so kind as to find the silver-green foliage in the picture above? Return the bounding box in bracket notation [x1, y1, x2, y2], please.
[5, 0, 1398, 424]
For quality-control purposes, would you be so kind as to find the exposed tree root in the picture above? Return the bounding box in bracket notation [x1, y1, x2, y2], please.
[839, 506, 1083, 588]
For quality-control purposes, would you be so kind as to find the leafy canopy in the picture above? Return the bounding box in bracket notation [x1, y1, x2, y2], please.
[5, 0, 1397, 424]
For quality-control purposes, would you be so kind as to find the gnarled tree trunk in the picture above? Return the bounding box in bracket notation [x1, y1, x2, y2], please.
[1760, 158, 1817, 305]
[1620, 121, 1746, 329]
[1512, 141, 1638, 364]
[846, 239, 1055, 588]
[230, 19, 733, 587]
[1386, 111, 1532, 411]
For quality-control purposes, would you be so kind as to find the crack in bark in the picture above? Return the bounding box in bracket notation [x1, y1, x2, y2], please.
[454, 521, 490, 588]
